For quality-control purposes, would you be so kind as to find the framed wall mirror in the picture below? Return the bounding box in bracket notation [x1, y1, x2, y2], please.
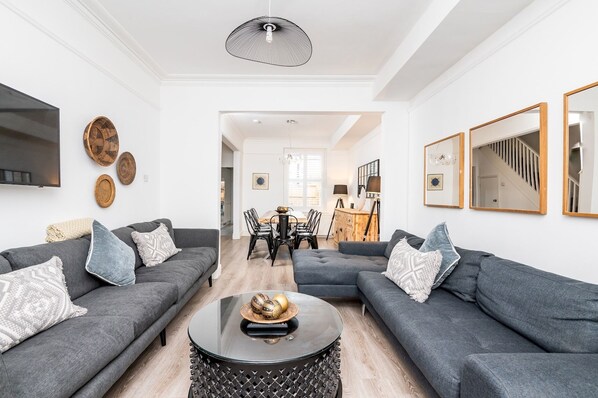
[470, 103, 547, 214]
[563, 81, 598, 218]
[424, 133, 464, 208]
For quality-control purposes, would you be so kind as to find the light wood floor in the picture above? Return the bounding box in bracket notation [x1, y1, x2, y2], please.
[105, 237, 433, 398]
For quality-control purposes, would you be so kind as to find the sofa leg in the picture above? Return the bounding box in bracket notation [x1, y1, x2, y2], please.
[160, 329, 166, 346]
[361, 303, 367, 317]
[208, 275, 213, 287]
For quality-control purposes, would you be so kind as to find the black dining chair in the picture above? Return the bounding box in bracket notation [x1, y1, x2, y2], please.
[294, 211, 322, 249]
[269, 214, 298, 266]
[244, 210, 273, 260]
[249, 208, 271, 232]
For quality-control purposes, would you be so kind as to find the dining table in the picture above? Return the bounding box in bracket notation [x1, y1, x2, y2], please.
[259, 210, 307, 224]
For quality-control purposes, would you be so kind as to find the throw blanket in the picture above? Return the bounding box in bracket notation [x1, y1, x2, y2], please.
[46, 218, 94, 243]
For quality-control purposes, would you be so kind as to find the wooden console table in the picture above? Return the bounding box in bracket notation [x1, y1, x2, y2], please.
[333, 208, 378, 244]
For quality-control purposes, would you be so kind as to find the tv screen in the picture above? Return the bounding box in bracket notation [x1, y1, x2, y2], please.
[0, 83, 60, 187]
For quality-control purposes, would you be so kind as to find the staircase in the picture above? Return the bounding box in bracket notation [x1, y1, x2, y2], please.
[567, 176, 580, 213]
[487, 137, 540, 192]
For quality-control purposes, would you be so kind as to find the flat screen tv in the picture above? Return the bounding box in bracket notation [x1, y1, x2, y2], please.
[0, 83, 60, 187]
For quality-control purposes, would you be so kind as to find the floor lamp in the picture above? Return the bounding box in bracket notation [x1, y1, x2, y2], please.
[326, 184, 348, 240]
[363, 176, 380, 241]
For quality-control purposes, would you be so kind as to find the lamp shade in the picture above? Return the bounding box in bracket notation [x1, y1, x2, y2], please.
[333, 184, 348, 195]
[366, 176, 381, 193]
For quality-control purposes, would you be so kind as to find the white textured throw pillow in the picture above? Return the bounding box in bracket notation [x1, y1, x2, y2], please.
[0, 256, 87, 353]
[383, 238, 442, 303]
[131, 223, 181, 267]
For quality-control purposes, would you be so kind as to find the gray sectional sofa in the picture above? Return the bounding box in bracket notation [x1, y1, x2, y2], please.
[293, 230, 598, 398]
[0, 218, 218, 398]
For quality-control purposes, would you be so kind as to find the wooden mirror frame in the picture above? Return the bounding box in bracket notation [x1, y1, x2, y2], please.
[469, 103, 548, 214]
[423, 132, 464, 208]
[563, 81, 598, 218]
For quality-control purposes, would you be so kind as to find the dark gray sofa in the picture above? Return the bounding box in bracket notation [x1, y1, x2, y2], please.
[0, 218, 218, 398]
[292, 230, 598, 398]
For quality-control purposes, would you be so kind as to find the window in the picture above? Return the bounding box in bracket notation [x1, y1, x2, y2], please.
[284, 149, 325, 210]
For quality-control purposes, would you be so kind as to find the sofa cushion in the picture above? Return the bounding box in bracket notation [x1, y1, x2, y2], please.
[111, 226, 143, 269]
[85, 220, 136, 286]
[383, 239, 441, 303]
[3, 315, 134, 398]
[384, 229, 424, 258]
[169, 247, 218, 274]
[293, 249, 388, 286]
[131, 223, 181, 267]
[74, 282, 177, 338]
[134, 259, 203, 301]
[128, 218, 176, 244]
[1, 238, 101, 300]
[358, 271, 544, 398]
[419, 223, 460, 288]
[0, 255, 11, 275]
[440, 246, 493, 302]
[0, 257, 87, 353]
[477, 257, 598, 353]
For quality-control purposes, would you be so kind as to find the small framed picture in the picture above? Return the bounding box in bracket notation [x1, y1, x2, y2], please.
[252, 173, 269, 190]
[427, 174, 443, 191]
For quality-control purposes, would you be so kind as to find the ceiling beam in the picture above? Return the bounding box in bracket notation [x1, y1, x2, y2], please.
[329, 115, 362, 149]
[372, 0, 461, 100]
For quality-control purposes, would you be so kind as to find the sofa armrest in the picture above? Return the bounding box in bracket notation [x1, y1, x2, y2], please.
[461, 353, 598, 398]
[338, 241, 388, 256]
[173, 228, 219, 251]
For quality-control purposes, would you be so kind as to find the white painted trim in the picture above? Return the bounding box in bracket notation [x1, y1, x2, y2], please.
[409, 0, 571, 110]
[0, 0, 160, 109]
[66, 0, 166, 81]
[161, 75, 375, 87]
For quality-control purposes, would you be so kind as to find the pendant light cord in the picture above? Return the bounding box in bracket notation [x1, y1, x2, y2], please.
[268, 0, 272, 20]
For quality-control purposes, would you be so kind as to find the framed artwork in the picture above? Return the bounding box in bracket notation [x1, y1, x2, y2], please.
[252, 173, 269, 190]
[357, 159, 379, 198]
[427, 174, 444, 191]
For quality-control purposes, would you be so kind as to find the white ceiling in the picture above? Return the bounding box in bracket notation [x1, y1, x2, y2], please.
[85, 0, 432, 77]
[75, 0, 536, 143]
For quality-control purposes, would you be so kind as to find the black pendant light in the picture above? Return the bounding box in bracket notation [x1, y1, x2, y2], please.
[225, 1, 312, 67]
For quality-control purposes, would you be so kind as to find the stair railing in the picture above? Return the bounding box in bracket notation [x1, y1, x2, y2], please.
[488, 137, 540, 191]
[568, 176, 580, 213]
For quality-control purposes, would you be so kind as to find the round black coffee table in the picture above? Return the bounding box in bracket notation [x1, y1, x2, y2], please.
[188, 291, 343, 398]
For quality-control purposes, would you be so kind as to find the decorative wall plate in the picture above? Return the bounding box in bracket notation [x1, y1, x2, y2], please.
[240, 302, 299, 324]
[116, 152, 136, 185]
[83, 116, 119, 166]
[95, 174, 116, 208]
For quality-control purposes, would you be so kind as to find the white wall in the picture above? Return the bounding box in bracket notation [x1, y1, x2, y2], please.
[407, 0, 598, 283]
[348, 126, 382, 213]
[0, 1, 161, 248]
[159, 83, 406, 239]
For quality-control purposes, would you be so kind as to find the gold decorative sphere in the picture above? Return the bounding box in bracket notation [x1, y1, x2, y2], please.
[272, 293, 289, 312]
[251, 293, 269, 314]
[261, 299, 283, 320]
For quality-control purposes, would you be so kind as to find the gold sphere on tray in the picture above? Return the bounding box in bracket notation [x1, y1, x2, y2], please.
[251, 293, 269, 314]
[272, 293, 289, 312]
[261, 299, 284, 320]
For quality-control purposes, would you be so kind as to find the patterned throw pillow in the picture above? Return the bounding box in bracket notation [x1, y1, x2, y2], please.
[131, 223, 181, 267]
[420, 222, 461, 289]
[383, 238, 442, 303]
[0, 256, 87, 353]
[86, 220, 136, 286]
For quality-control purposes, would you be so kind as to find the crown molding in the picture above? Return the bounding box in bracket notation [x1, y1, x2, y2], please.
[0, 0, 160, 109]
[161, 74, 375, 87]
[65, 0, 165, 81]
[409, 0, 571, 110]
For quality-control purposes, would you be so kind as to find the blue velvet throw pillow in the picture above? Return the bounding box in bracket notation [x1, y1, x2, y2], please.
[419, 222, 460, 289]
[85, 220, 135, 286]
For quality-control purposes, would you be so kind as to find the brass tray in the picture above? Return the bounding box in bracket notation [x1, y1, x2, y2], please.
[95, 174, 116, 208]
[116, 152, 136, 185]
[83, 116, 119, 166]
[240, 302, 299, 324]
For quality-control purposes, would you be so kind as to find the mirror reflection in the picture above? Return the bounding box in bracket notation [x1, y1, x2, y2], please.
[424, 133, 464, 208]
[470, 103, 547, 214]
[564, 82, 598, 217]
